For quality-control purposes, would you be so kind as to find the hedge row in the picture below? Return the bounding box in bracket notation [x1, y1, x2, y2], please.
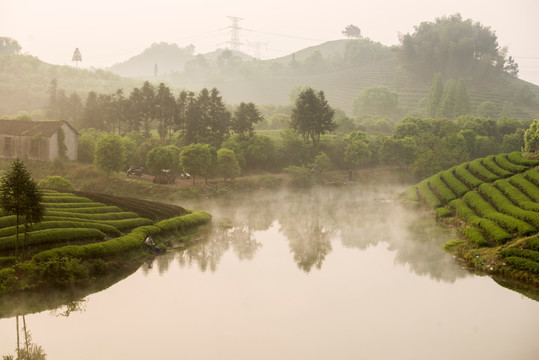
[527, 236, 539, 251]
[429, 174, 457, 204]
[454, 164, 483, 189]
[440, 168, 470, 197]
[507, 152, 539, 166]
[504, 256, 539, 274]
[404, 186, 419, 202]
[417, 180, 442, 208]
[482, 155, 513, 178]
[479, 183, 539, 228]
[0, 220, 120, 238]
[449, 199, 511, 244]
[42, 202, 106, 209]
[524, 170, 539, 187]
[32, 211, 211, 262]
[494, 179, 539, 212]
[494, 154, 528, 173]
[44, 210, 140, 221]
[500, 248, 539, 263]
[462, 191, 535, 236]
[467, 159, 500, 182]
[462, 227, 488, 247]
[41, 195, 93, 203]
[508, 174, 539, 202]
[0, 228, 106, 251]
[44, 206, 123, 214]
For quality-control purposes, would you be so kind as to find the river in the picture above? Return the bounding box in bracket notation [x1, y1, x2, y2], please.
[0, 182, 538, 359]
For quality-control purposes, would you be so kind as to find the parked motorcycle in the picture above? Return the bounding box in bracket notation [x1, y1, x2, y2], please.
[126, 166, 144, 177]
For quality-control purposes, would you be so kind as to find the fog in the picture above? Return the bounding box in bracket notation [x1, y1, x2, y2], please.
[1, 182, 538, 359]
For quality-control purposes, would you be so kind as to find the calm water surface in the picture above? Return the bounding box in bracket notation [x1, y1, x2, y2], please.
[1, 184, 538, 359]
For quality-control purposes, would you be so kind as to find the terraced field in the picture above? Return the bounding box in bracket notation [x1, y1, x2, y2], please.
[404, 151, 539, 284]
[0, 190, 211, 293]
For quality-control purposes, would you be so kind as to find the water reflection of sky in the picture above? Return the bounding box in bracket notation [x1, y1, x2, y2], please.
[1, 186, 538, 359]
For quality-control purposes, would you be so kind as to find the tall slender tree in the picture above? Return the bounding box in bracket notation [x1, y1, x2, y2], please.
[426, 73, 444, 118]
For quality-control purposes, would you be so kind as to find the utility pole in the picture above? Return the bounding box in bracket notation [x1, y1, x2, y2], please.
[228, 16, 243, 53]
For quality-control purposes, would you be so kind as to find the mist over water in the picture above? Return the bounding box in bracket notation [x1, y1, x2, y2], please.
[1, 183, 538, 359]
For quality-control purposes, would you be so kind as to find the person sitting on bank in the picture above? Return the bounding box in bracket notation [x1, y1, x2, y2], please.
[145, 234, 161, 252]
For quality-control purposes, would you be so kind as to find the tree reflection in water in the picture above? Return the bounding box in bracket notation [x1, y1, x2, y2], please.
[2, 315, 47, 360]
[180, 185, 468, 282]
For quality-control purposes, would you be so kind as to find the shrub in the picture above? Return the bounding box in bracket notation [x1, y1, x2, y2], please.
[495, 154, 527, 173]
[155, 211, 212, 233]
[509, 174, 539, 202]
[38, 176, 75, 191]
[435, 207, 452, 218]
[462, 227, 488, 247]
[507, 151, 539, 166]
[504, 256, 539, 274]
[525, 170, 539, 186]
[0, 228, 106, 251]
[417, 179, 442, 208]
[494, 179, 539, 212]
[440, 168, 470, 197]
[467, 158, 499, 182]
[482, 155, 513, 178]
[454, 164, 483, 189]
[500, 248, 539, 263]
[284, 166, 314, 188]
[527, 236, 539, 251]
[41, 195, 93, 203]
[44, 210, 140, 221]
[429, 174, 457, 204]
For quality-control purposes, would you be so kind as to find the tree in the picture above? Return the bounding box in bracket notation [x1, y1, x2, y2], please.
[72, 48, 82, 67]
[426, 73, 444, 118]
[438, 79, 456, 119]
[0, 158, 44, 261]
[524, 119, 539, 153]
[155, 83, 176, 141]
[0, 37, 22, 55]
[342, 25, 362, 39]
[232, 102, 263, 139]
[353, 86, 398, 118]
[454, 78, 471, 117]
[477, 101, 498, 119]
[217, 148, 240, 182]
[146, 146, 177, 175]
[179, 143, 212, 185]
[290, 87, 336, 146]
[94, 134, 125, 175]
[344, 131, 371, 168]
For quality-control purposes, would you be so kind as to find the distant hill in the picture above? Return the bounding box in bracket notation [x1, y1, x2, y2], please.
[1, 39, 539, 120]
[0, 54, 140, 116]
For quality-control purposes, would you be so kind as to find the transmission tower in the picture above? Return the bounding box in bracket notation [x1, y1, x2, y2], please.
[248, 41, 268, 59]
[228, 16, 243, 52]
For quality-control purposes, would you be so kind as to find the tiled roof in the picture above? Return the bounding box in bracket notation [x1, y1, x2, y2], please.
[0, 119, 73, 137]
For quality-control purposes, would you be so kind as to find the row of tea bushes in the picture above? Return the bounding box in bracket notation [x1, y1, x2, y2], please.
[32, 211, 212, 262]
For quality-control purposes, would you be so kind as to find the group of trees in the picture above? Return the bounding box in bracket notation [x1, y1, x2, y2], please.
[425, 73, 471, 119]
[397, 14, 519, 80]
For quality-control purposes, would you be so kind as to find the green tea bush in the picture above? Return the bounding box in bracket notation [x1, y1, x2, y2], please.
[41, 195, 93, 203]
[48, 206, 123, 214]
[454, 164, 483, 189]
[44, 210, 140, 221]
[509, 175, 539, 202]
[101, 218, 154, 231]
[417, 179, 442, 208]
[38, 175, 75, 191]
[524, 170, 539, 186]
[462, 227, 488, 247]
[463, 191, 536, 236]
[527, 236, 539, 251]
[449, 199, 511, 244]
[500, 248, 539, 263]
[441, 168, 470, 197]
[0, 256, 15, 266]
[0, 228, 106, 251]
[429, 174, 457, 204]
[468, 159, 500, 182]
[435, 207, 452, 218]
[504, 256, 539, 274]
[494, 179, 539, 212]
[482, 155, 513, 178]
[495, 154, 528, 173]
[155, 211, 212, 232]
[404, 186, 419, 202]
[508, 152, 539, 166]
[43, 202, 106, 208]
[0, 215, 16, 229]
[479, 183, 539, 228]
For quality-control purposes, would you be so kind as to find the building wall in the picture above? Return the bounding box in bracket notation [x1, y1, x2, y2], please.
[61, 123, 78, 161]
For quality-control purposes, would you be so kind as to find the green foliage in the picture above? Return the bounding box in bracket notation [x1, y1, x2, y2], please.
[290, 87, 336, 146]
[313, 152, 332, 173]
[344, 131, 371, 168]
[508, 152, 539, 166]
[503, 256, 539, 274]
[500, 248, 539, 263]
[527, 236, 539, 251]
[509, 174, 539, 202]
[94, 133, 126, 175]
[179, 143, 212, 184]
[217, 148, 240, 181]
[426, 73, 444, 117]
[495, 154, 527, 173]
[494, 179, 539, 212]
[379, 137, 416, 167]
[440, 167, 470, 197]
[0, 228, 105, 251]
[524, 119, 539, 153]
[417, 179, 442, 208]
[283, 165, 314, 188]
[232, 102, 263, 139]
[467, 158, 500, 182]
[477, 101, 498, 119]
[435, 207, 452, 218]
[38, 175, 75, 191]
[462, 227, 488, 247]
[352, 86, 398, 118]
[146, 145, 177, 175]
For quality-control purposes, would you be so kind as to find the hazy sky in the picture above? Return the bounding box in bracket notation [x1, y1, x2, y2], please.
[1, 0, 538, 84]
